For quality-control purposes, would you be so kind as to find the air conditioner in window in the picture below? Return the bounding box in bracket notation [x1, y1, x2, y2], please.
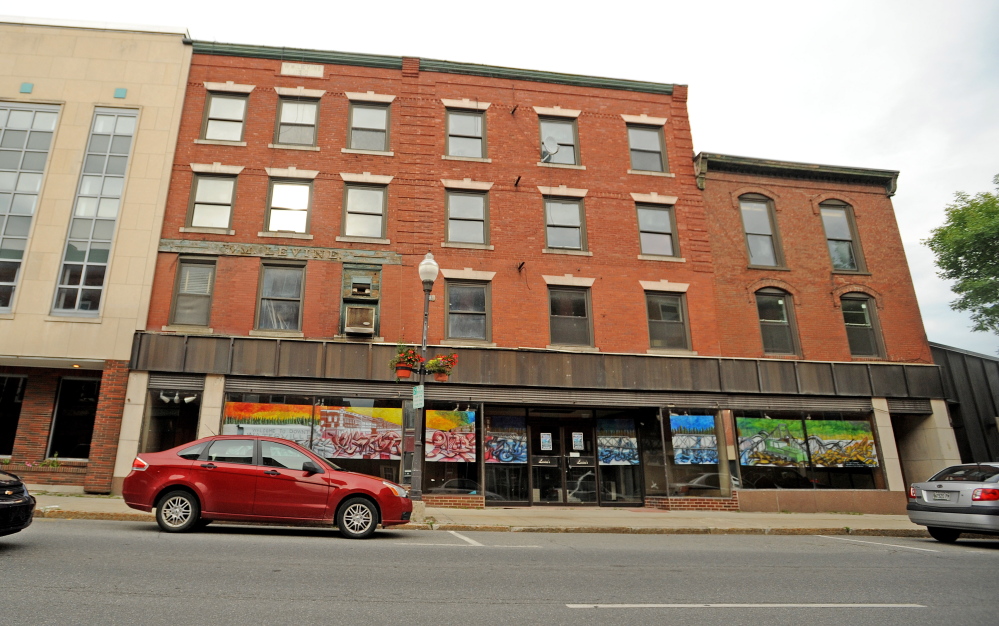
[343, 305, 376, 335]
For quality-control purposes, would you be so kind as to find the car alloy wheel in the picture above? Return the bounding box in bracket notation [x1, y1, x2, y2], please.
[156, 490, 200, 533]
[337, 497, 378, 539]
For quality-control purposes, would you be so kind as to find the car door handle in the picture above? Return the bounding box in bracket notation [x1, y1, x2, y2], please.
[263, 470, 280, 476]
[200, 463, 216, 469]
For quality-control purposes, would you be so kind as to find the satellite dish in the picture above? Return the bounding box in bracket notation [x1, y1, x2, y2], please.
[542, 136, 560, 155]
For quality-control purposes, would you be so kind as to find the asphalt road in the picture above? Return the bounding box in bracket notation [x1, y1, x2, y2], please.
[3, 519, 997, 626]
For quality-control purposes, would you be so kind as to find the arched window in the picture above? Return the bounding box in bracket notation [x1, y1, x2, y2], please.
[755, 288, 798, 355]
[841, 293, 882, 357]
[739, 194, 783, 267]
[819, 200, 865, 272]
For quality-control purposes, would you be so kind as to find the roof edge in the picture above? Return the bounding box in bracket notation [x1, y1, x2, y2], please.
[929, 341, 999, 363]
[192, 41, 403, 69]
[694, 152, 899, 196]
[1, 15, 189, 37]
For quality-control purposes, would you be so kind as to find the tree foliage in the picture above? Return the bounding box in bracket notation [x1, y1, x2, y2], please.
[924, 174, 999, 335]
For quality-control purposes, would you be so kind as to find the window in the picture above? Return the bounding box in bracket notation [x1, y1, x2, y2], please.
[637, 204, 677, 256]
[54, 108, 136, 315]
[261, 440, 315, 470]
[549, 287, 591, 346]
[206, 439, 255, 465]
[349, 104, 389, 151]
[841, 294, 881, 357]
[446, 281, 490, 341]
[545, 197, 586, 250]
[739, 195, 782, 267]
[266, 180, 311, 233]
[47, 378, 100, 459]
[539, 118, 578, 165]
[343, 184, 386, 238]
[821, 201, 864, 271]
[188, 175, 235, 229]
[257, 264, 304, 331]
[627, 125, 665, 172]
[170, 259, 215, 326]
[446, 110, 485, 158]
[275, 99, 318, 146]
[646, 292, 689, 350]
[203, 93, 247, 142]
[756, 289, 797, 355]
[446, 191, 488, 244]
[0, 102, 59, 312]
[0, 376, 26, 456]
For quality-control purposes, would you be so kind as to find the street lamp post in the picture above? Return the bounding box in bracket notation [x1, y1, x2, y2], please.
[410, 252, 439, 501]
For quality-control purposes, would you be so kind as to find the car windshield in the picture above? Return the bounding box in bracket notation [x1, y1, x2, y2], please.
[929, 465, 999, 483]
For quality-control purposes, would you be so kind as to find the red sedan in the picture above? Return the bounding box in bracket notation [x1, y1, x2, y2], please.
[123, 435, 412, 539]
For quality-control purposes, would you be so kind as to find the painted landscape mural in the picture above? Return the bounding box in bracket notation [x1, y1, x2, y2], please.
[806, 420, 879, 467]
[669, 415, 718, 465]
[736, 418, 809, 467]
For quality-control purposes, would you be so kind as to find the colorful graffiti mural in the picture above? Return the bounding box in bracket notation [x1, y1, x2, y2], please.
[317, 406, 403, 460]
[483, 416, 527, 464]
[425, 410, 476, 462]
[736, 418, 808, 467]
[597, 419, 639, 466]
[669, 415, 719, 465]
[806, 420, 879, 467]
[222, 402, 316, 447]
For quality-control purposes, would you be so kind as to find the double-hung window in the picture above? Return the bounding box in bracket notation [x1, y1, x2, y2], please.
[275, 99, 318, 146]
[446, 109, 485, 158]
[343, 184, 387, 238]
[637, 203, 677, 256]
[646, 292, 690, 350]
[821, 201, 865, 272]
[539, 117, 578, 165]
[54, 108, 136, 315]
[446, 191, 488, 244]
[188, 175, 236, 229]
[170, 258, 216, 327]
[627, 125, 665, 172]
[257, 263, 304, 331]
[203, 93, 247, 142]
[549, 287, 592, 347]
[349, 104, 389, 151]
[841, 294, 882, 357]
[446, 281, 490, 341]
[266, 180, 311, 234]
[755, 288, 798, 355]
[739, 194, 783, 267]
[545, 197, 586, 250]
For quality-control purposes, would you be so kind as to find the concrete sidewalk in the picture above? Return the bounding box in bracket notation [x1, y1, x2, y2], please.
[27, 488, 935, 537]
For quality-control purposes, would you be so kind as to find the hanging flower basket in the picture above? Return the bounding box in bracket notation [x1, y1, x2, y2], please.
[433, 371, 449, 382]
[395, 365, 414, 379]
[425, 353, 458, 382]
[389, 344, 423, 380]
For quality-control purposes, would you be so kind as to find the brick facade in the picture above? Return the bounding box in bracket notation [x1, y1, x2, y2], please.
[84, 360, 130, 493]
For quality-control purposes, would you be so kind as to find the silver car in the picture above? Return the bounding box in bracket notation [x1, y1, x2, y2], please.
[907, 463, 999, 543]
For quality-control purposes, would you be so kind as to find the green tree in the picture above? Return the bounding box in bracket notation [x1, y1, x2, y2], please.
[924, 174, 999, 336]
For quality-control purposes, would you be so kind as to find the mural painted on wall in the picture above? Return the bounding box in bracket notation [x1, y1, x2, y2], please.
[483, 416, 527, 464]
[737, 418, 809, 467]
[597, 418, 639, 466]
[425, 410, 476, 462]
[222, 402, 316, 448]
[806, 420, 879, 467]
[669, 415, 719, 465]
[316, 406, 403, 460]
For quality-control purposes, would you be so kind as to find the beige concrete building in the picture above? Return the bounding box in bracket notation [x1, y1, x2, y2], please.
[0, 17, 191, 491]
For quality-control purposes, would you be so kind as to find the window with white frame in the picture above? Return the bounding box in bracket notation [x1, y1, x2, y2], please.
[266, 180, 311, 233]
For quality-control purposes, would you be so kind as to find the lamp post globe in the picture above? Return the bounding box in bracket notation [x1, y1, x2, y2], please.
[418, 252, 439, 287]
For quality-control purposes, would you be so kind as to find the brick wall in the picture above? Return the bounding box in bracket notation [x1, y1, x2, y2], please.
[9, 369, 63, 463]
[421, 494, 486, 509]
[645, 492, 740, 512]
[84, 360, 130, 493]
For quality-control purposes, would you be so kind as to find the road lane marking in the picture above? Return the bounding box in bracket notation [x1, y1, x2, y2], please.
[816, 535, 939, 552]
[396, 542, 541, 548]
[567, 603, 926, 609]
[449, 531, 484, 546]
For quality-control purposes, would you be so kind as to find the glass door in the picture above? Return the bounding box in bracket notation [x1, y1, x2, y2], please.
[529, 420, 597, 505]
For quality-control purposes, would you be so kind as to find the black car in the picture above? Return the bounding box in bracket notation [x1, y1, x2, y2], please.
[0, 470, 35, 537]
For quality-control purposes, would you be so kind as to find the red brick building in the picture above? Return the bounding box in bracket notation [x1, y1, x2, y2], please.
[121, 42, 958, 514]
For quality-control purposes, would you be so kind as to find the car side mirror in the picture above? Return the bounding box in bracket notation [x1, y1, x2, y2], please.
[302, 461, 322, 475]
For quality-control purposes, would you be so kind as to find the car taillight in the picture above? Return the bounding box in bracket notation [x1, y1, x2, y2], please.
[131, 456, 149, 471]
[908, 486, 917, 499]
[972, 488, 999, 501]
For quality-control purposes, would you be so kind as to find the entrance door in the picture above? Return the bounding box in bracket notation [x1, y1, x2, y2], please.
[529, 421, 597, 505]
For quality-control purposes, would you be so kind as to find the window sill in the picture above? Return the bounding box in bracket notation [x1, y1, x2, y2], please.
[762, 353, 800, 359]
[442, 155, 492, 163]
[336, 236, 391, 245]
[258, 231, 314, 240]
[628, 169, 675, 177]
[747, 265, 791, 271]
[333, 335, 386, 343]
[441, 339, 496, 347]
[0, 313, 13, 320]
[162, 325, 214, 334]
[546, 344, 599, 353]
[638, 254, 685, 262]
[647, 348, 697, 356]
[543, 248, 593, 256]
[181, 226, 235, 235]
[270, 143, 320, 151]
[441, 242, 494, 250]
[832, 270, 872, 276]
[44, 314, 101, 323]
[195, 139, 247, 147]
[537, 162, 585, 170]
[249, 329, 304, 338]
[341, 148, 394, 157]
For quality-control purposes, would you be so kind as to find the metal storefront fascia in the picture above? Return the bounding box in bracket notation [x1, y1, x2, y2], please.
[223, 377, 411, 400]
[886, 398, 933, 415]
[148, 374, 206, 391]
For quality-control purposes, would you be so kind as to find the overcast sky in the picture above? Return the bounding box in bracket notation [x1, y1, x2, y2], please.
[9, 0, 999, 355]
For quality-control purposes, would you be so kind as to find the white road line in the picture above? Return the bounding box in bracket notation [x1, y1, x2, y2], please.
[398, 541, 541, 548]
[449, 531, 484, 546]
[816, 535, 940, 553]
[567, 603, 926, 609]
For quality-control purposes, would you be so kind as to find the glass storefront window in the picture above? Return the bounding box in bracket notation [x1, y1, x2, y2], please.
[664, 413, 723, 496]
[140, 389, 200, 453]
[424, 402, 477, 496]
[483, 412, 528, 502]
[596, 414, 642, 504]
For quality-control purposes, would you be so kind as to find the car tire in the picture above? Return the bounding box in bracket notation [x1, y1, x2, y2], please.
[336, 497, 379, 539]
[927, 526, 961, 543]
[155, 490, 201, 533]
